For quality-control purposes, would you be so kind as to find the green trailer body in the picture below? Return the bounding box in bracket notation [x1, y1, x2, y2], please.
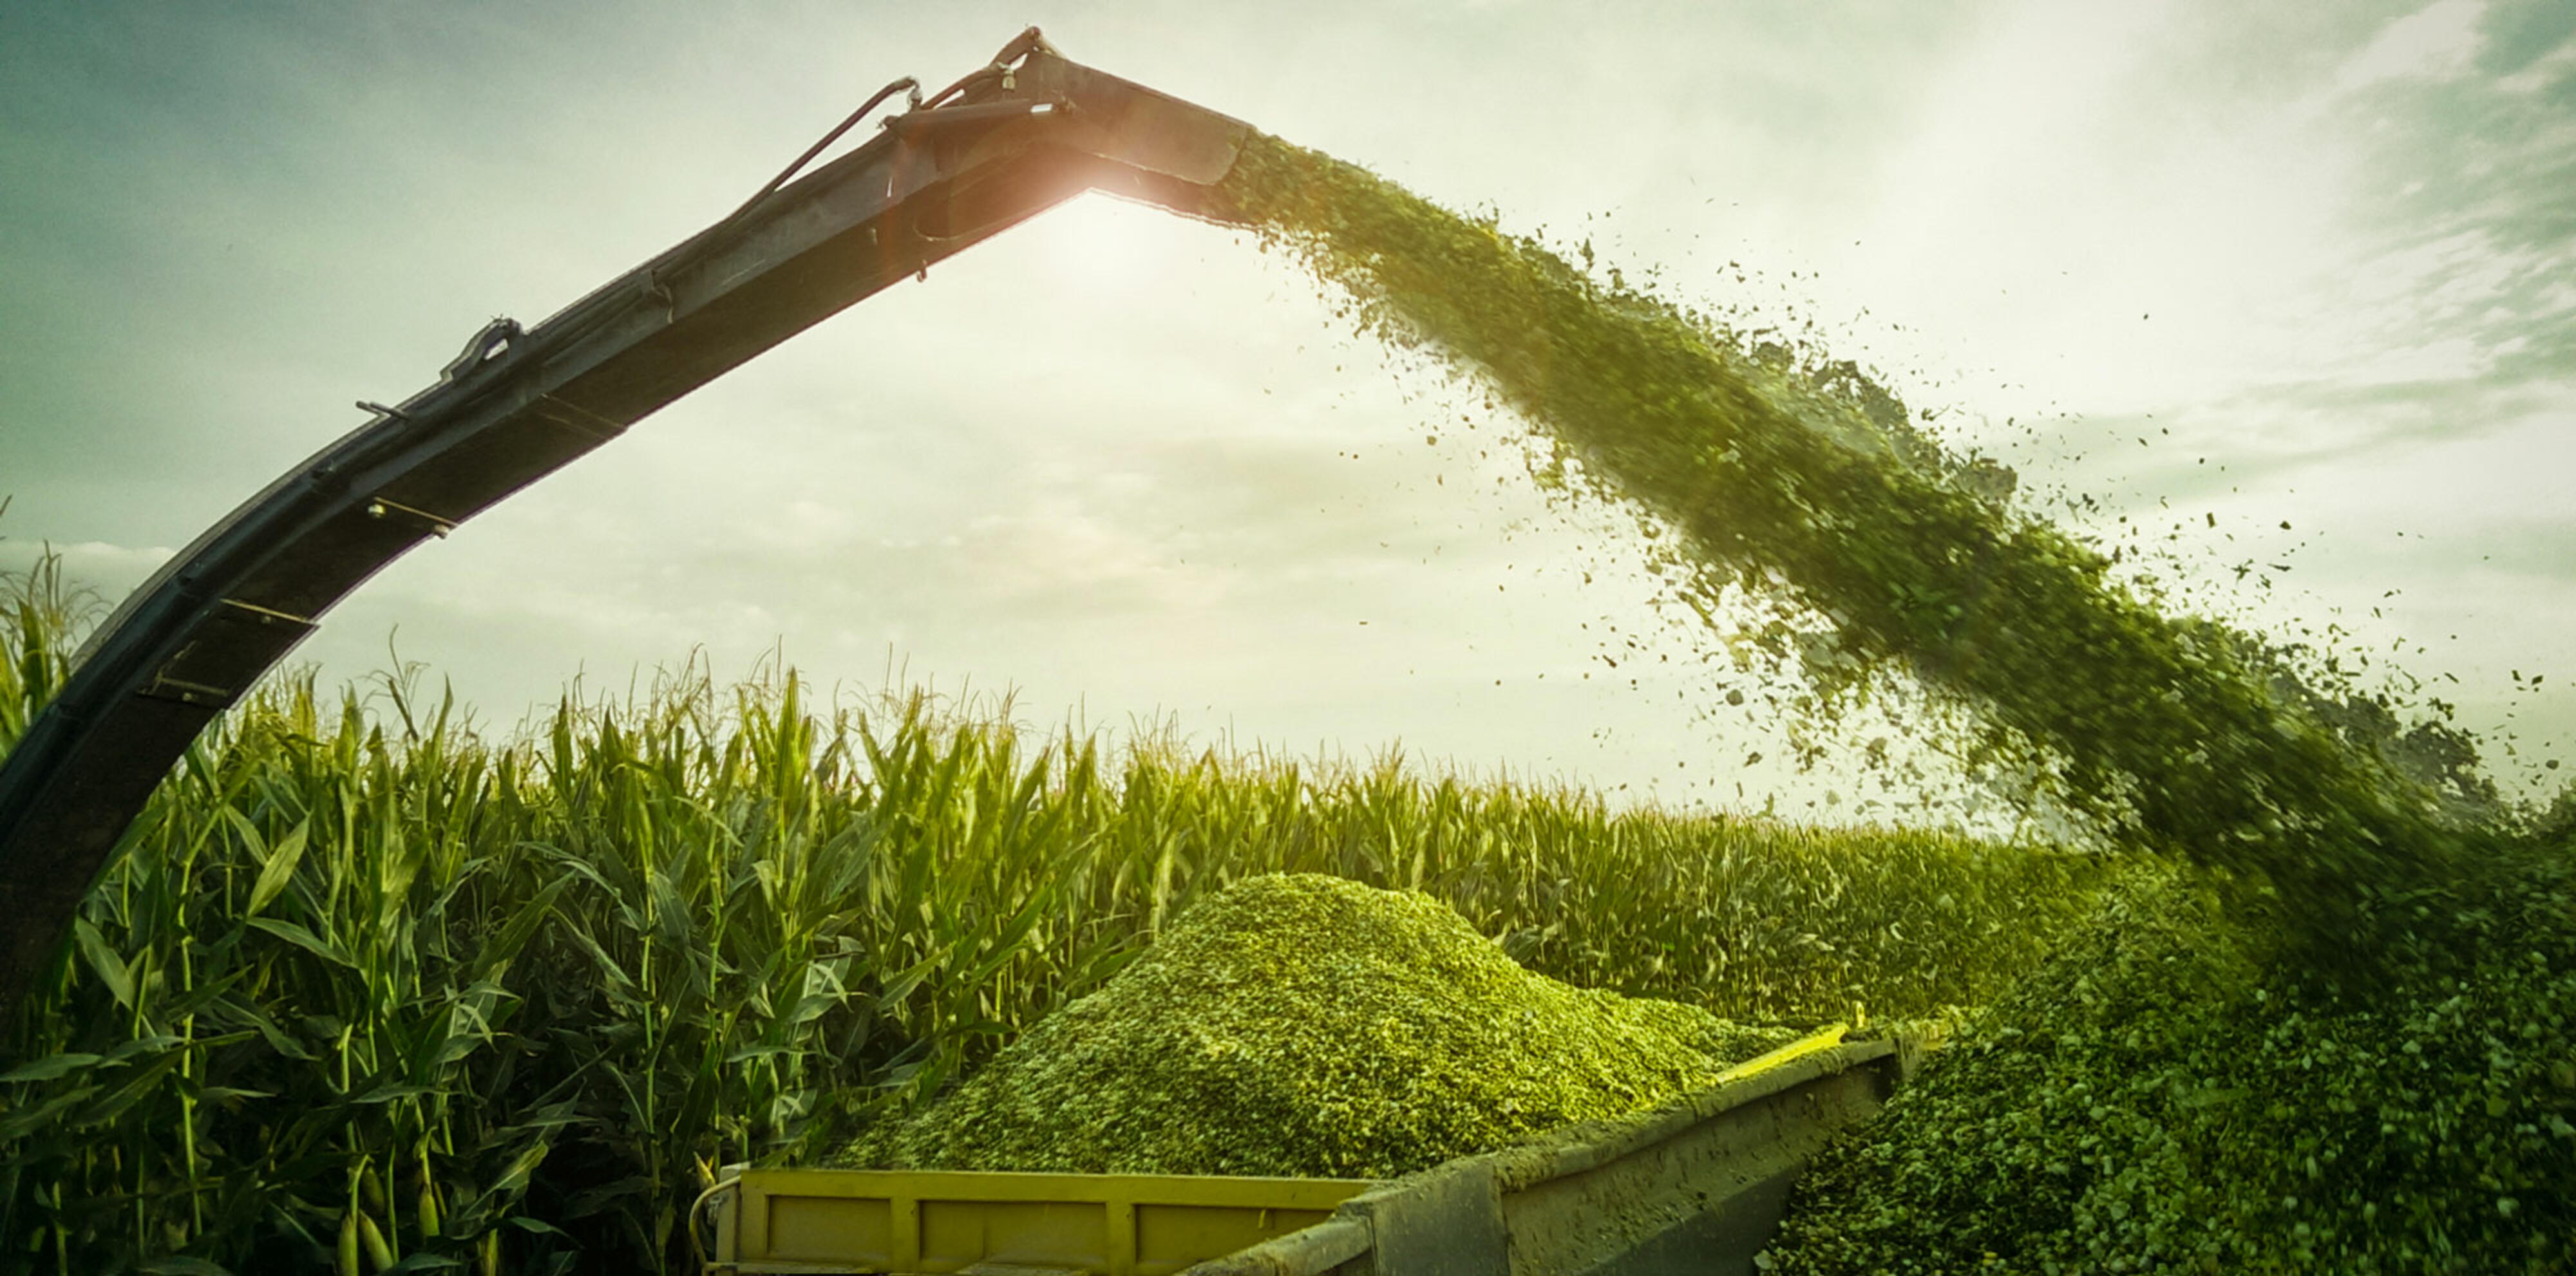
[707, 1026, 1922, 1276]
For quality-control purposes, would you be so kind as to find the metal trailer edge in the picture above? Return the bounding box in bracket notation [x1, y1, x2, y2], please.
[708, 1024, 1926, 1276]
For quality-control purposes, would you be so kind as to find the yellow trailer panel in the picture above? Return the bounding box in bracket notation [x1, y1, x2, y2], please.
[706, 1025, 1892, 1275]
[714, 1168, 1374, 1275]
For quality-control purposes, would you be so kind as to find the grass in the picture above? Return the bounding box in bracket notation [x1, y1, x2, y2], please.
[0, 556, 2108, 1273]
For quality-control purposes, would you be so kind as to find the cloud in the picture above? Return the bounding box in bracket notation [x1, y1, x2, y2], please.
[0, 538, 172, 602]
[2335, 0, 2490, 93]
[2480, 0, 2576, 75]
[5, 0, 2570, 812]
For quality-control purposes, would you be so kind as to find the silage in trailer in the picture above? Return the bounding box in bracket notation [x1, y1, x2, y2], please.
[839, 873, 1803, 1179]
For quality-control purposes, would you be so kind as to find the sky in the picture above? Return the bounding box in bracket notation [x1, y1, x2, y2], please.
[2, 0, 2571, 821]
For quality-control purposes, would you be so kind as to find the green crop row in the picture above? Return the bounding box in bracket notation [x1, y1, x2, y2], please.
[0, 557, 2107, 1273]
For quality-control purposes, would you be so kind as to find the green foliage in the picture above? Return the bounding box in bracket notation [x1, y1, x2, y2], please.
[0, 558, 2103, 1273]
[0, 553, 88, 758]
[841, 874, 1803, 1179]
[1763, 845, 2576, 1274]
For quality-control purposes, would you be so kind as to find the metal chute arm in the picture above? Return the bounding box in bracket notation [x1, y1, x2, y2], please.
[0, 32, 1253, 1018]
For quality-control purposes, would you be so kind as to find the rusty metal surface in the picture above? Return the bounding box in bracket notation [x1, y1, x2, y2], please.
[0, 30, 1251, 1024]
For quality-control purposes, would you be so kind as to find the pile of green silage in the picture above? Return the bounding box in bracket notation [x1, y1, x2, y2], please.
[1762, 840, 2576, 1274]
[838, 873, 1801, 1178]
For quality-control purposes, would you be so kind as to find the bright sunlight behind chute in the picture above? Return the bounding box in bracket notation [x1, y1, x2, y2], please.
[1027, 191, 1186, 299]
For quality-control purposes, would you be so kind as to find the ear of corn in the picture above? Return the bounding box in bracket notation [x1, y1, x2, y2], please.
[334, 1209, 359, 1276]
[355, 1210, 393, 1273]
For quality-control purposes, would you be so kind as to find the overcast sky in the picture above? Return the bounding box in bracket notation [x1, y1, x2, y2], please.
[3, 0, 2570, 820]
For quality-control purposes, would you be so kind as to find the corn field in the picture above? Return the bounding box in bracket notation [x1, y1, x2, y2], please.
[0, 556, 2109, 1273]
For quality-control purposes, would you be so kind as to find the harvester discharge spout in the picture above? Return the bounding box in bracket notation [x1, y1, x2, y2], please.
[0, 30, 1253, 1024]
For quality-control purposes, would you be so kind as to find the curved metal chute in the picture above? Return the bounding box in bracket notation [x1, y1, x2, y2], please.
[0, 32, 1252, 1018]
